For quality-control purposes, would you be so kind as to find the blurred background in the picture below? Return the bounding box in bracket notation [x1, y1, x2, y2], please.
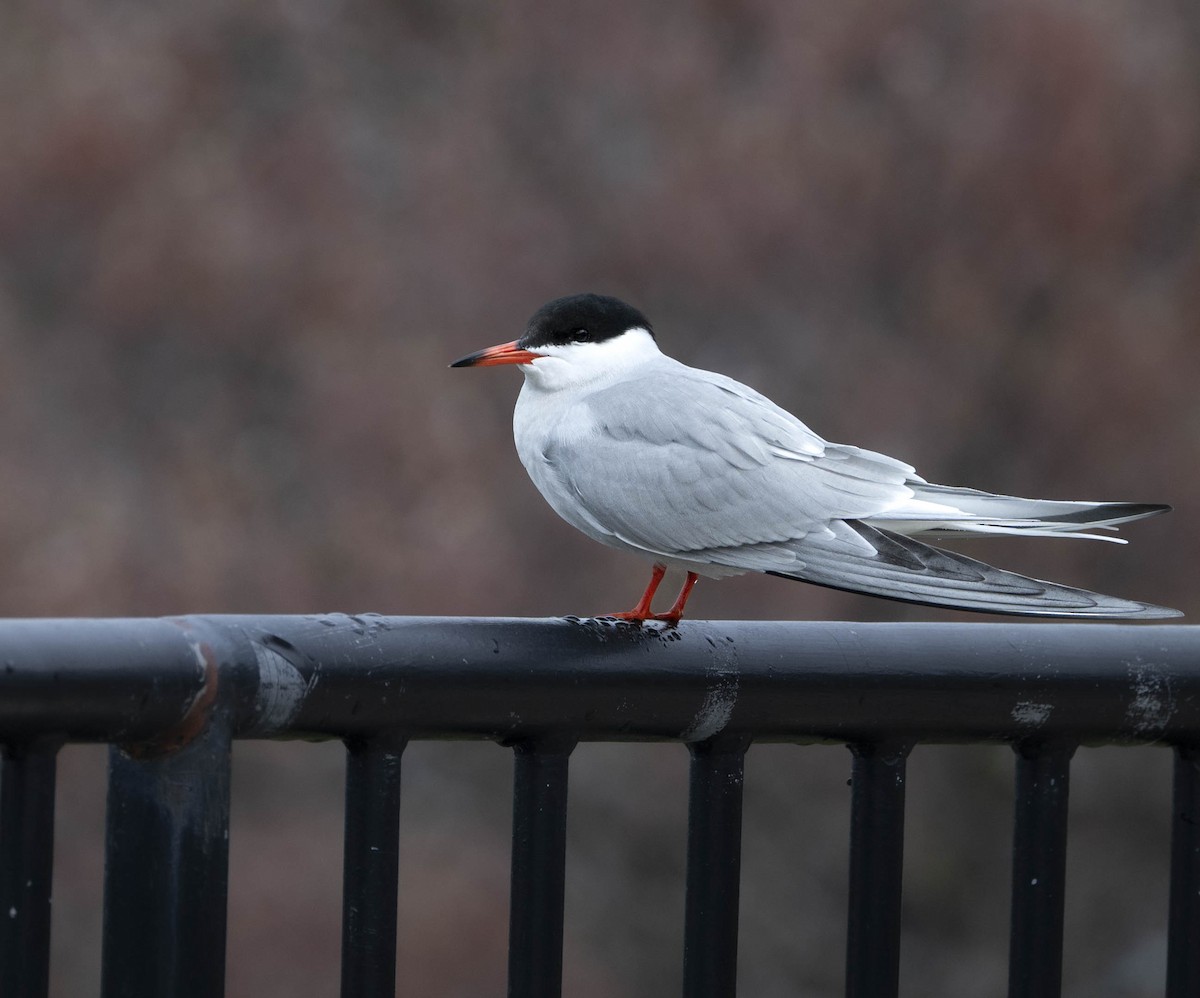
[4, 1, 1197, 995]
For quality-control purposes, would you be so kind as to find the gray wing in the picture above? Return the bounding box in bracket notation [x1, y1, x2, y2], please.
[543, 364, 914, 559]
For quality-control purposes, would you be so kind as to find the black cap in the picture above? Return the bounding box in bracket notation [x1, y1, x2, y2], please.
[518, 294, 653, 350]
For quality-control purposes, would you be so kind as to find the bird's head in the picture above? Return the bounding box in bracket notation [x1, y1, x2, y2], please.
[450, 293, 660, 389]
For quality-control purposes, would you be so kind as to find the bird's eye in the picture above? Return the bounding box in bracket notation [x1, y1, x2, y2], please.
[572, 328, 588, 341]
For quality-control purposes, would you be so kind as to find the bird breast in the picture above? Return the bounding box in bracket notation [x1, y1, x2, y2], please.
[512, 381, 624, 549]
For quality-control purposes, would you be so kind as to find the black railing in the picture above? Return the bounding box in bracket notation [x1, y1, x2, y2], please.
[1, 615, 1199, 998]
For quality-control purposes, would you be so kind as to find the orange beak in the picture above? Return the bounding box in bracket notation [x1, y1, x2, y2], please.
[449, 340, 543, 368]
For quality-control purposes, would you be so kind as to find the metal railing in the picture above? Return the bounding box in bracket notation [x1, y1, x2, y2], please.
[1, 614, 1199, 998]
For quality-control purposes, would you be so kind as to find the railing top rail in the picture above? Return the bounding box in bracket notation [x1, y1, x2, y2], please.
[0, 615, 1198, 747]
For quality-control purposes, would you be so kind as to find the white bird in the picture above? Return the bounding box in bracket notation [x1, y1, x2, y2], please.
[451, 293, 1180, 623]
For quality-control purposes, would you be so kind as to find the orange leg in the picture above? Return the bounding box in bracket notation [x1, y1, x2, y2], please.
[606, 563, 667, 621]
[658, 571, 699, 624]
[606, 565, 700, 625]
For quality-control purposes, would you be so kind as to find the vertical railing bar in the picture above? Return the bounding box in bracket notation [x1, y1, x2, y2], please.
[845, 740, 911, 998]
[507, 735, 576, 998]
[340, 735, 406, 998]
[1007, 741, 1075, 998]
[683, 737, 750, 998]
[0, 741, 60, 998]
[100, 720, 233, 998]
[1167, 743, 1200, 998]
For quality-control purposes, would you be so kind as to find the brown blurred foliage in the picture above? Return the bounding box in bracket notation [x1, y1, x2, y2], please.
[3, 1, 1197, 995]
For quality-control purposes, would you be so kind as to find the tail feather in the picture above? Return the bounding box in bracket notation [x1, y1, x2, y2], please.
[874, 484, 1172, 542]
[768, 521, 1181, 619]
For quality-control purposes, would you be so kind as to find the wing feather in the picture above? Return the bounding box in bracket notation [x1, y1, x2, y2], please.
[541, 367, 913, 557]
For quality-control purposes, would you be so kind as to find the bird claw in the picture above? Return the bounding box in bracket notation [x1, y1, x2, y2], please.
[600, 611, 683, 626]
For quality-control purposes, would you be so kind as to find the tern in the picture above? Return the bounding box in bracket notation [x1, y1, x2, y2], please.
[452, 293, 1180, 623]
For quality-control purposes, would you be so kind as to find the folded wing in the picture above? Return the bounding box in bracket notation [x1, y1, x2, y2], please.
[551, 365, 913, 556]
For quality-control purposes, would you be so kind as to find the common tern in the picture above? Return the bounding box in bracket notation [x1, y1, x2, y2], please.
[452, 293, 1179, 623]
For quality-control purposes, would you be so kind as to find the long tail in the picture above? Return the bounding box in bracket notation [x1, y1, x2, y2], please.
[869, 483, 1171, 543]
[769, 520, 1181, 619]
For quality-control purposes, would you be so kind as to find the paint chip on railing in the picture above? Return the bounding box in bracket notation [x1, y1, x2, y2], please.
[253, 642, 310, 730]
[1012, 701, 1053, 727]
[1125, 661, 1175, 737]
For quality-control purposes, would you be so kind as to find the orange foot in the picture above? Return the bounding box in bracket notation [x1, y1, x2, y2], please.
[603, 566, 699, 625]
